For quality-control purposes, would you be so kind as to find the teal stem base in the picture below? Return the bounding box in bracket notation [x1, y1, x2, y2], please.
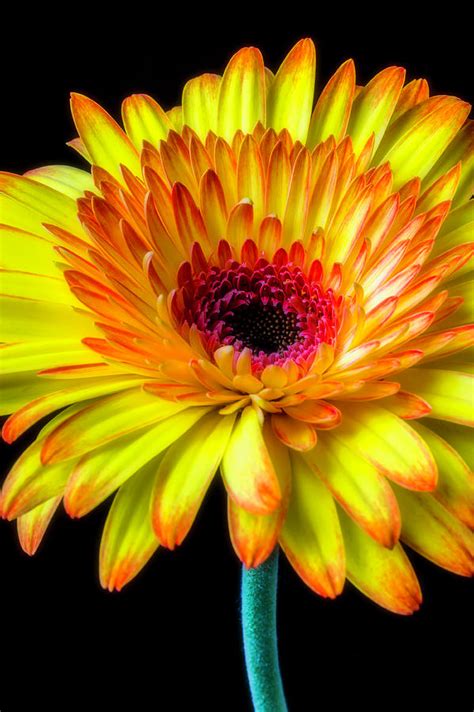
[241, 547, 288, 712]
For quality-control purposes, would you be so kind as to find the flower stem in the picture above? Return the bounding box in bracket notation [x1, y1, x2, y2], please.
[241, 547, 288, 712]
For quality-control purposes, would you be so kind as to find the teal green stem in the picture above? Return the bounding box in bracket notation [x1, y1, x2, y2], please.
[241, 547, 288, 712]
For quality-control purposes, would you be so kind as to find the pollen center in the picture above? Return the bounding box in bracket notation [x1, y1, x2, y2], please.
[227, 303, 300, 354]
[172, 244, 339, 372]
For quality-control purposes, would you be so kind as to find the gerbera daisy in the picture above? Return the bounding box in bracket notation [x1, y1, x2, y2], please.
[1, 37, 473, 710]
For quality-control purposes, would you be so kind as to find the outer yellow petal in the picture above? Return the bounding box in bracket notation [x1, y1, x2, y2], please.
[335, 404, 438, 491]
[40, 389, 186, 464]
[70, 93, 141, 180]
[2, 375, 145, 441]
[338, 505, 422, 615]
[17, 495, 61, 555]
[424, 419, 473, 469]
[347, 66, 405, 154]
[99, 459, 159, 592]
[0, 172, 82, 236]
[0, 270, 78, 306]
[183, 73, 221, 140]
[228, 423, 290, 568]
[24, 165, 96, 199]
[280, 453, 345, 598]
[307, 59, 355, 149]
[221, 406, 282, 514]
[393, 484, 474, 576]
[409, 421, 474, 528]
[122, 94, 172, 149]
[305, 431, 401, 548]
[1, 406, 83, 519]
[375, 97, 471, 190]
[218, 47, 266, 141]
[64, 407, 210, 517]
[0, 226, 57, 276]
[0, 340, 101, 375]
[396, 369, 474, 426]
[267, 39, 316, 143]
[151, 412, 235, 549]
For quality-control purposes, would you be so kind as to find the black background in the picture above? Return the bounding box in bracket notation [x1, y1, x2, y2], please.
[1, 10, 472, 712]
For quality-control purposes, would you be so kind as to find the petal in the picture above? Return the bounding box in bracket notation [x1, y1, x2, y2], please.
[410, 421, 474, 529]
[347, 67, 405, 154]
[151, 412, 235, 548]
[304, 431, 401, 548]
[40, 389, 186, 464]
[228, 422, 291, 568]
[17, 495, 61, 555]
[338, 506, 422, 615]
[393, 484, 474, 576]
[221, 406, 282, 514]
[217, 47, 266, 140]
[267, 39, 316, 143]
[2, 375, 145, 442]
[280, 453, 345, 597]
[0, 340, 99, 375]
[423, 419, 473, 468]
[24, 165, 96, 199]
[1, 406, 83, 519]
[122, 94, 172, 149]
[1, 270, 79, 305]
[307, 59, 355, 149]
[396, 369, 474, 426]
[183, 73, 221, 140]
[334, 403, 438, 491]
[0, 295, 100, 344]
[64, 407, 210, 517]
[99, 459, 159, 592]
[70, 93, 141, 180]
[0, 172, 82, 236]
[375, 97, 471, 190]
[271, 413, 317, 451]
[0, 226, 57, 275]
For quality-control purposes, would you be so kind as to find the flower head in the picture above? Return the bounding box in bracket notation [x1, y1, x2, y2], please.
[1, 39, 473, 613]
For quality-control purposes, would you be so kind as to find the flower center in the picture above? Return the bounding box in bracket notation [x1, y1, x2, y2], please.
[227, 302, 300, 355]
[172, 248, 339, 372]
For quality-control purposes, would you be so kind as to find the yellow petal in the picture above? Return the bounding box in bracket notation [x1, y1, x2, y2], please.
[99, 459, 159, 591]
[122, 94, 172, 149]
[338, 505, 422, 615]
[183, 73, 221, 140]
[305, 431, 401, 548]
[151, 412, 235, 549]
[218, 47, 266, 141]
[307, 59, 355, 149]
[221, 406, 282, 514]
[280, 453, 345, 597]
[70, 93, 140, 180]
[396, 368, 474, 426]
[267, 39, 316, 143]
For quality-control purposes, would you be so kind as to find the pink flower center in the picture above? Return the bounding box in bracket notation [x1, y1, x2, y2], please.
[172, 246, 339, 373]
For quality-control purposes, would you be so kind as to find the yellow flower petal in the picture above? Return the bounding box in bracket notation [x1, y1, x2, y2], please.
[221, 406, 282, 514]
[305, 431, 401, 548]
[151, 412, 235, 549]
[70, 93, 141, 180]
[280, 453, 345, 597]
[267, 39, 316, 143]
[218, 47, 266, 141]
[393, 484, 474, 576]
[338, 505, 422, 615]
[396, 368, 474, 426]
[99, 459, 159, 592]
[183, 73, 221, 140]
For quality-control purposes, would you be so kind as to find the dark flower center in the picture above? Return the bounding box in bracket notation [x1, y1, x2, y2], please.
[171, 245, 339, 372]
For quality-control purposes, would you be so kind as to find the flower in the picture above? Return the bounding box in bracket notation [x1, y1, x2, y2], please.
[1, 38, 473, 614]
